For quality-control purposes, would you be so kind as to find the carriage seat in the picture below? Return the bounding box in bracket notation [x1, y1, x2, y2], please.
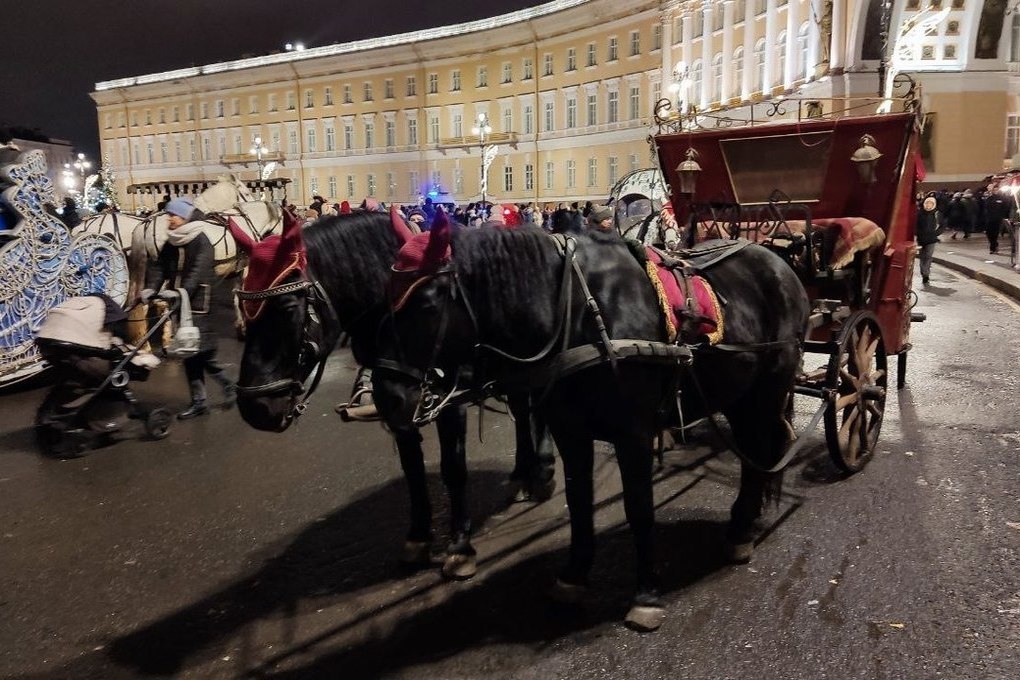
[696, 217, 885, 271]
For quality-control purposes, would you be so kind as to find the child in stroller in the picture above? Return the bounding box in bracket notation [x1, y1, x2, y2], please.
[34, 294, 175, 458]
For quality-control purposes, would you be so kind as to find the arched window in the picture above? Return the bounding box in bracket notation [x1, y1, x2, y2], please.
[691, 59, 704, 106]
[777, 31, 787, 85]
[798, 22, 810, 80]
[733, 47, 744, 99]
[754, 39, 766, 92]
[712, 53, 724, 102]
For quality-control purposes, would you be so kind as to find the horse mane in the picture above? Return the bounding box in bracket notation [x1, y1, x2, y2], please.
[303, 211, 401, 326]
[452, 226, 564, 333]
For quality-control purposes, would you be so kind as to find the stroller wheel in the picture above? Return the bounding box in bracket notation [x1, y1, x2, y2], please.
[145, 408, 172, 440]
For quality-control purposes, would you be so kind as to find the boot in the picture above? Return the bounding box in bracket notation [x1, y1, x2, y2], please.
[211, 372, 236, 409]
[178, 379, 208, 420]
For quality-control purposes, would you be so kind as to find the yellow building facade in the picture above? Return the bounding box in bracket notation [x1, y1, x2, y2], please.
[92, 0, 1020, 211]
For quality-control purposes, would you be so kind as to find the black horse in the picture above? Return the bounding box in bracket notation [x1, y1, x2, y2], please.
[230, 208, 553, 579]
[375, 221, 810, 630]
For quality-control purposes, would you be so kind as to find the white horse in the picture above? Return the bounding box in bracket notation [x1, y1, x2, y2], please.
[106, 177, 284, 342]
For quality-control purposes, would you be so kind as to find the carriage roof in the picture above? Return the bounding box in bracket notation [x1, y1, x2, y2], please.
[126, 177, 291, 196]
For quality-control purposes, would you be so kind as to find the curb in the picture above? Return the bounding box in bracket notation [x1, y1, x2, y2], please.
[933, 256, 1020, 304]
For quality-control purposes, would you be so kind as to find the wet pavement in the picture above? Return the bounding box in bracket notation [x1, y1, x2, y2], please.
[0, 266, 1018, 679]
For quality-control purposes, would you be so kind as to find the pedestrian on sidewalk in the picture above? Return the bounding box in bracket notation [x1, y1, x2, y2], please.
[982, 189, 1009, 255]
[916, 192, 939, 286]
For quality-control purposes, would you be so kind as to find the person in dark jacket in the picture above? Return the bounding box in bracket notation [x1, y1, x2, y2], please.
[982, 190, 1009, 254]
[141, 198, 235, 419]
[916, 192, 939, 286]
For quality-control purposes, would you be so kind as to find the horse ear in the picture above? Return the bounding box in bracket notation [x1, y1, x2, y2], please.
[226, 217, 255, 254]
[389, 205, 413, 244]
[422, 207, 451, 270]
[282, 205, 302, 240]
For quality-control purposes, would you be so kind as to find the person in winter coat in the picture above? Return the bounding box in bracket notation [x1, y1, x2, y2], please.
[141, 198, 235, 419]
[916, 192, 939, 286]
[982, 190, 1009, 254]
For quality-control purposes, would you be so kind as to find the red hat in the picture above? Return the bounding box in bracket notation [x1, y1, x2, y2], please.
[340, 200, 351, 214]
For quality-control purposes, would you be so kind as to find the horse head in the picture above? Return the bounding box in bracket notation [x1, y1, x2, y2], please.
[194, 175, 253, 214]
[230, 208, 337, 431]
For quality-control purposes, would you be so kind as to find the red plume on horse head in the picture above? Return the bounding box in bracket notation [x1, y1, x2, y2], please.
[231, 204, 308, 299]
[389, 204, 413, 245]
[421, 207, 451, 272]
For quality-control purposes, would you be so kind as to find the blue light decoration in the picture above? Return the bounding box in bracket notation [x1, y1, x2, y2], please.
[0, 150, 129, 385]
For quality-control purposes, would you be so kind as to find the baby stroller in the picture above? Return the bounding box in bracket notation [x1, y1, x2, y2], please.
[34, 295, 175, 458]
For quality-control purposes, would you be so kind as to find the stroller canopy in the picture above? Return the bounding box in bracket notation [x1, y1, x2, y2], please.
[36, 297, 113, 350]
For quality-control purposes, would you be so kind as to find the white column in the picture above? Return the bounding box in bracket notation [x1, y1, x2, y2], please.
[830, 0, 845, 71]
[660, 11, 674, 94]
[722, 1, 736, 102]
[742, 0, 755, 98]
[763, 0, 779, 94]
[784, 0, 800, 87]
[808, 0, 823, 76]
[700, 4, 713, 108]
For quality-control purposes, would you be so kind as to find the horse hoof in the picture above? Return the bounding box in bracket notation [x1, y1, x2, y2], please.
[441, 553, 477, 581]
[725, 541, 755, 564]
[625, 605, 666, 632]
[399, 540, 432, 566]
[548, 578, 587, 605]
[509, 478, 556, 504]
[337, 403, 379, 422]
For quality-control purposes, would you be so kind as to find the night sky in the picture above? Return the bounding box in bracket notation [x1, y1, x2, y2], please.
[1, 0, 545, 160]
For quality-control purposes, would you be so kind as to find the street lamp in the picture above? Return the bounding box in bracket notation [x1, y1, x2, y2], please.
[471, 112, 493, 214]
[250, 136, 266, 179]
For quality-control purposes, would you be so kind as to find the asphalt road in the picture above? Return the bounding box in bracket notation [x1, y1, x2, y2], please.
[0, 264, 1018, 679]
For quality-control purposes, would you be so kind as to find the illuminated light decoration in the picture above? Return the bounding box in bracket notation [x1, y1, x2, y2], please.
[877, 4, 950, 114]
[0, 150, 129, 385]
[95, 0, 589, 91]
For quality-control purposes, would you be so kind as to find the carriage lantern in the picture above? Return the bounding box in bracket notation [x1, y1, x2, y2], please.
[675, 147, 702, 195]
[851, 134, 883, 184]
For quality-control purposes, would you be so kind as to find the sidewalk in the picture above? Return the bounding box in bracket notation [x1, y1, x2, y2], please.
[930, 231, 1020, 303]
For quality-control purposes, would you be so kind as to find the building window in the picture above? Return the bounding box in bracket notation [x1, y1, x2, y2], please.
[523, 57, 533, 80]
[145, 109, 152, 125]
[587, 93, 597, 126]
[523, 104, 534, 134]
[734, 47, 745, 98]
[118, 112, 126, 127]
[693, 15, 704, 39]
[586, 43, 597, 67]
[524, 163, 534, 191]
[543, 53, 553, 76]
[286, 92, 296, 110]
[454, 167, 463, 194]
[268, 94, 277, 112]
[158, 108, 166, 124]
[1006, 114, 1020, 159]
[343, 84, 352, 104]
[305, 89, 314, 108]
[587, 158, 597, 187]
[629, 153, 638, 172]
[566, 96, 577, 128]
[288, 129, 298, 154]
[798, 23, 810, 80]
[504, 165, 514, 192]
[629, 85, 640, 120]
[385, 79, 394, 99]
[363, 83, 373, 101]
[428, 113, 439, 143]
[307, 128, 316, 152]
[234, 133, 243, 154]
[712, 54, 724, 102]
[545, 161, 554, 190]
[324, 87, 333, 106]
[328, 175, 337, 198]
[1011, 14, 1020, 62]
[477, 66, 488, 88]
[692, 60, 704, 104]
[608, 37, 618, 62]
[271, 131, 280, 151]
[608, 90, 619, 123]
[567, 48, 577, 71]
[387, 172, 396, 197]
[386, 120, 395, 147]
[503, 107, 513, 132]
[544, 101, 554, 132]
[406, 75, 417, 96]
[630, 31, 640, 57]
[310, 176, 319, 195]
[451, 70, 461, 91]
[673, 17, 683, 43]
[202, 138, 210, 160]
[189, 138, 196, 161]
[428, 73, 438, 94]
[566, 159, 576, 188]
[735, 0, 746, 20]
[754, 40, 766, 91]
[160, 142, 168, 163]
[347, 175, 355, 198]
[325, 125, 335, 151]
[608, 156, 618, 185]
[174, 141, 182, 161]
[344, 123, 353, 149]
[453, 113, 463, 138]
[104, 113, 112, 129]
[409, 170, 419, 197]
[364, 122, 374, 149]
[652, 81, 661, 107]
[408, 118, 418, 145]
[756, 0, 766, 15]
[502, 62, 512, 84]
[652, 23, 662, 51]
[714, 8, 725, 32]
[367, 174, 376, 197]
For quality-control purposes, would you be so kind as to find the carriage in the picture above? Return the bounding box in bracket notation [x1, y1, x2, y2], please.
[652, 77, 927, 473]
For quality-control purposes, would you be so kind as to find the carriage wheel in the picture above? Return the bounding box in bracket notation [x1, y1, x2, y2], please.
[824, 311, 887, 474]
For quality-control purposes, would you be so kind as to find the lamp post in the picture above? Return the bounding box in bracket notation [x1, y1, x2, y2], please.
[471, 112, 493, 215]
[250, 136, 266, 179]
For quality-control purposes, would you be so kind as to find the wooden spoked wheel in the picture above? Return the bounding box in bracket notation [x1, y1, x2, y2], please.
[824, 311, 887, 473]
